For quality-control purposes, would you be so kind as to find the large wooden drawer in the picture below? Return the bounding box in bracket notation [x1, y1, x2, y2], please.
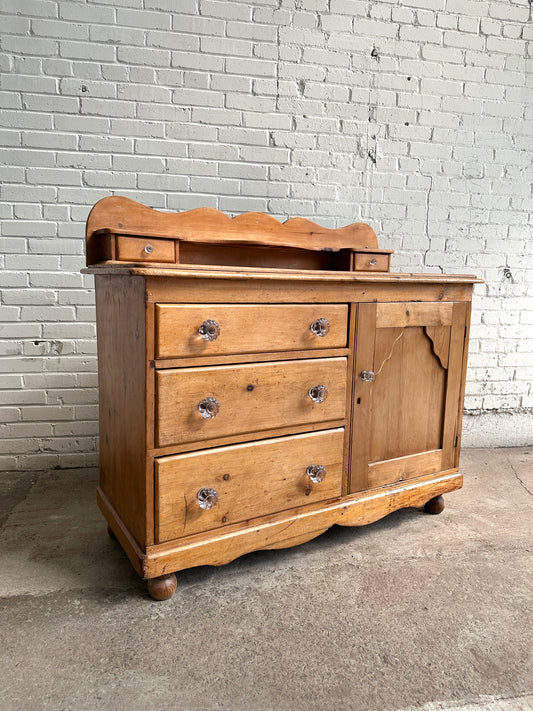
[155, 303, 349, 358]
[156, 357, 347, 447]
[155, 428, 344, 541]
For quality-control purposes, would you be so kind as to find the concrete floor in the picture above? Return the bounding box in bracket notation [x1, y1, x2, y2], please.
[0, 448, 531, 711]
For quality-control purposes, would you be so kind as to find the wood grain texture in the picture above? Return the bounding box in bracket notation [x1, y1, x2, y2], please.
[95, 275, 148, 547]
[349, 302, 377, 493]
[149, 419, 346, 458]
[178, 241, 353, 271]
[376, 302, 453, 328]
[153, 347, 350, 370]
[84, 262, 482, 285]
[155, 429, 344, 542]
[155, 356, 347, 447]
[146, 277, 475, 309]
[367, 449, 444, 489]
[342, 303, 357, 496]
[141, 470, 463, 578]
[454, 300, 472, 468]
[369, 325, 447, 462]
[86, 196, 379, 264]
[155, 303, 348, 358]
[441, 302, 468, 470]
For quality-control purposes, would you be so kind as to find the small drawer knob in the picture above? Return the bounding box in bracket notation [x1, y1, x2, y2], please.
[306, 464, 326, 483]
[144, 244, 154, 254]
[308, 384, 328, 403]
[197, 487, 218, 510]
[369, 258, 377, 266]
[198, 319, 221, 341]
[310, 318, 330, 337]
[360, 370, 375, 382]
[198, 396, 220, 419]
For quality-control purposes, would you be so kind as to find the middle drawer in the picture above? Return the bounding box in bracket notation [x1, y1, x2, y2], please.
[156, 356, 347, 448]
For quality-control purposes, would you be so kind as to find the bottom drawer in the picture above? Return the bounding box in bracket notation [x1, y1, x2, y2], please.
[155, 428, 344, 542]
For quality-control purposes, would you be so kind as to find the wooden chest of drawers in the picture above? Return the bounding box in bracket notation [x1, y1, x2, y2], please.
[84, 197, 481, 600]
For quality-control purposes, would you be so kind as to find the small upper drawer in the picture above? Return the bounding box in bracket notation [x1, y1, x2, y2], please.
[353, 252, 390, 271]
[115, 235, 175, 263]
[155, 304, 349, 358]
[156, 356, 347, 448]
[155, 428, 344, 541]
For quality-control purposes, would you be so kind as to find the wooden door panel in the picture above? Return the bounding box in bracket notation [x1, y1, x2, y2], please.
[350, 302, 467, 493]
[369, 325, 448, 462]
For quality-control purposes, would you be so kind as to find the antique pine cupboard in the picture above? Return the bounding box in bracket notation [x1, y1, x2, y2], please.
[84, 196, 481, 600]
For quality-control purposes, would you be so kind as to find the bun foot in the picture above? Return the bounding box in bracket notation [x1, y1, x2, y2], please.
[424, 495, 445, 515]
[107, 524, 117, 540]
[147, 573, 177, 601]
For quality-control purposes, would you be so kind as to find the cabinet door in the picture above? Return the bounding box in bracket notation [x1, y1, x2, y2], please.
[350, 302, 468, 492]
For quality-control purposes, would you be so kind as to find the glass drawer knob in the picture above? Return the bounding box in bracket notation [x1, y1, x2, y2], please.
[306, 465, 326, 483]
[369, 258, 377, 266]
[197, 487, 218, 510]
[308, 384, 328, 403]
[360, 370, 375, 382]
[144, 244, 154, 254]
[198, 397, 220, 418]
[310, 318, 330, 337]
[198, 319, 221, 341]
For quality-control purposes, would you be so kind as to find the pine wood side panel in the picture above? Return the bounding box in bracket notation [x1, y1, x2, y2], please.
[142, 470, 463, 578]
[155, 429, 344, 542]
[155, 303, 348, 358]
[454, 299, 472, 467]
[156, 357, 347, 447]
[441, 302, 468, 470]
[144, 302, 156, 546]
[95, 275, 148, 547]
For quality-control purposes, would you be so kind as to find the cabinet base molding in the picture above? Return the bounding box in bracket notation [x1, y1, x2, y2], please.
[99, 470, 462, 582]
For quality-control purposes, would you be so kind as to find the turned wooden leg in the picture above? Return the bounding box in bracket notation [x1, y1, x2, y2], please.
[147, 573, 177, 601]
[424, 495, 445, 515]
[107, 524, 117, 540]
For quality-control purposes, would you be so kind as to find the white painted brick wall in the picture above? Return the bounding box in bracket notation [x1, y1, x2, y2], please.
[1, 0, 532, 470]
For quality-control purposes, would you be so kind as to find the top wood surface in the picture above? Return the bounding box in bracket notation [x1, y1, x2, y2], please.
[86, 196, 379, 264]
[83, 262, 482, 284]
